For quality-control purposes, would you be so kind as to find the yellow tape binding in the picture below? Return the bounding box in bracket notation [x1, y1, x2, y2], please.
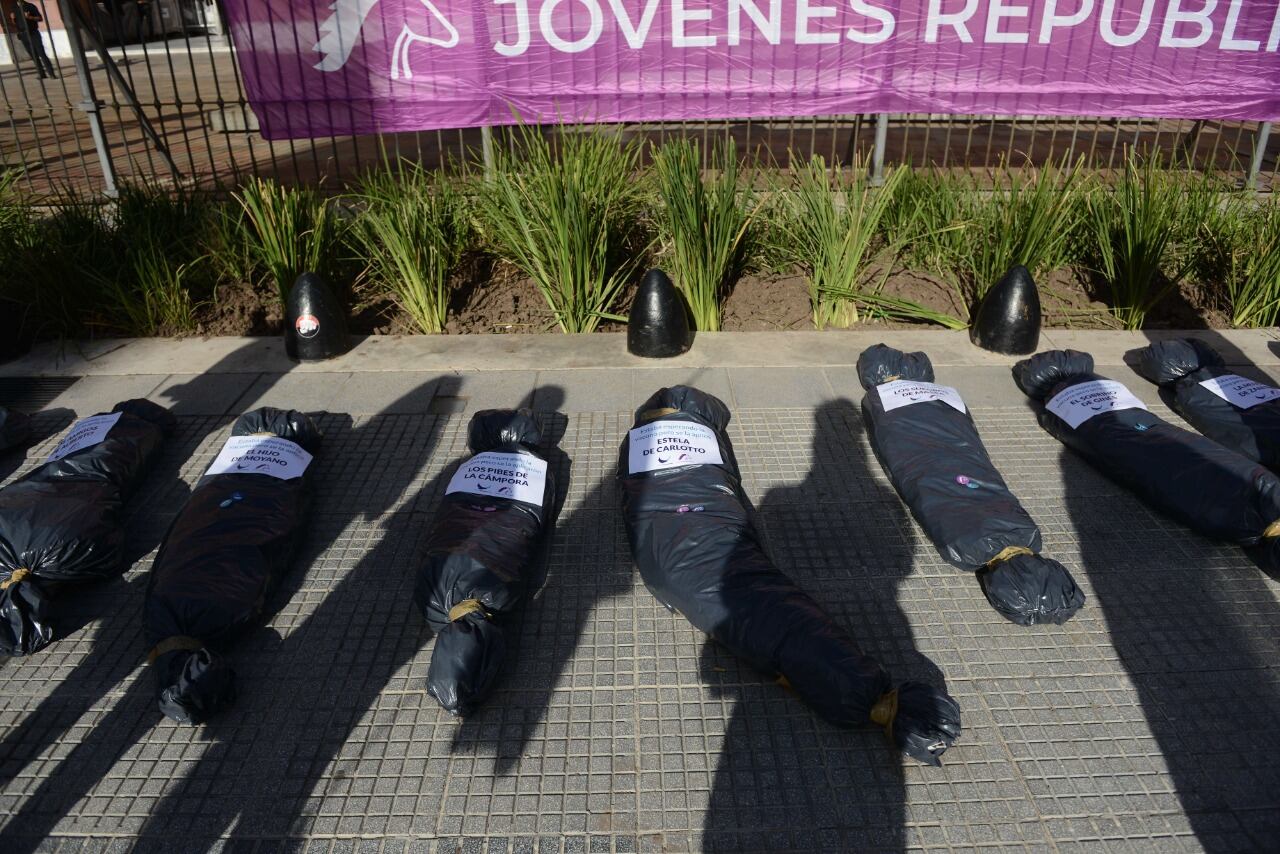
[985, 545, 1035, 567]
[1263, 520, 1280, 538]
[448, 598, 488, 622]
[775, 674, 793, 691]
[870, 688, 899, 742]
[1, 567, 32, 590]
[640, 407, 679, 423]
[249, 432, 277, 438]
[146, 635, 206, 664]
[883, 375, 901, 383]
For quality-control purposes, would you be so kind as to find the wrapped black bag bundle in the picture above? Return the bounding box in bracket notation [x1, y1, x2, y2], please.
[618, 386, 962, 765]
[144, 407, 321, 724]
[1134, 338, 1280, 469]
[1015, 350, 1280, 566]
[857, 345, 1084, 626]
[0, 399, 174, 655]
[0, 406, 32, 453]
[415, 410, 556, 716]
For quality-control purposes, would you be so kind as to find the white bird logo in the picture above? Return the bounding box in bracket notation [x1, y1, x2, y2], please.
[313, 0, 460, 80]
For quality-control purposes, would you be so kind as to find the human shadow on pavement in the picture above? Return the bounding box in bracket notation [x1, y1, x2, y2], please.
[0, 374, 441, 850]
[1061, 448, 1280, 852]
[699, 399, 943, 853]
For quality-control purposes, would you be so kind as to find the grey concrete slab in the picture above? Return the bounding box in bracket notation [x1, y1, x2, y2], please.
[534, 370, 647, 413]
[147, 373, 259, 416]
[727, 367, 835, 407]
[43, 374, 166, 417]
[628, 367, 734, 409]
[431, 371, 539, 413]
[326, 372, 444, 415]
[231, 372, 354, 414]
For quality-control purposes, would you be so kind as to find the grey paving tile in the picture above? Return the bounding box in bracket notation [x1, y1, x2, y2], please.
[230, 372, 355, 414]
[628, 367, 733, 409]
[327, 372, 443, 415]
[147, 373, 259, 415]
[534, 370, 642, 413]
[42, 374, 166, 417]
[431, 371, 539, 413]
[726, 367, 834, 407]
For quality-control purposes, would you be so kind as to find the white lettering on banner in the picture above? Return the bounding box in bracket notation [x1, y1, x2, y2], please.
[46, 412, 123, 463]
[1100, 0, 1157, 47]
[926, 0, 981, 42]
[494, 0, 532, 56]
[1198, 374, 1280, 409]
[1045, 379, 1148, 429]
[729, 0, 782, 44]
[205, 436, 313, 480]
[673, 0, 716, 47]
[628, 421, 724, 474]
[540, 0, 604, 53]
[877, 380, 968, 414]
[607, 0, 663, 48]
[986, 0, 1031, 44]
[846, 0, 895, 43]
[1220, 0, 1260, 50]
[446, 451, 548, 505]
[796, 0, 841, 43]
[1039, 0, 1095, 43]
[1160, 0, 1219, 48]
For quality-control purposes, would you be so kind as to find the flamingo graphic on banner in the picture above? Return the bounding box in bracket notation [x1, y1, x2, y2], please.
[313, 0, 459, 80]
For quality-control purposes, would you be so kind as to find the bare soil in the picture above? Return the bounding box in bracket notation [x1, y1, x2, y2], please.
[196, 280, 283, 336]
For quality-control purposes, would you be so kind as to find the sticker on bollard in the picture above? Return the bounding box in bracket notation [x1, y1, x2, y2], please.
[285, 271, 349, 361]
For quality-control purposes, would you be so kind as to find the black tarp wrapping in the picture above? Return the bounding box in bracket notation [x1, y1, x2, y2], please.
[618, 386, 962, 765]
[144, 408, 321, 724]
[415, 410, 556, 716]
[857, 345, 1085, 626]
[0, 406, 32, 453]
[0, 399, 174, 655]
[1134, 338, 1280, 470]
[1015, 350, 1280, 568]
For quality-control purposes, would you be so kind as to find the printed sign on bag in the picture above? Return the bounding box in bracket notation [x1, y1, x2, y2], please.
[1046, 380, 1148, 429]
[46, 412, 123, 462]
[878, 380, 967, 414]
[446, 451, 547, 505]
[206, 435, 313, 480]
[1199, 374, 1280, 410]
[628, 421, 723, 474]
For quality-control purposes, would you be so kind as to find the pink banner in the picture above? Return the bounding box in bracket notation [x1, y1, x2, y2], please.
[224, 1, 1280, 140]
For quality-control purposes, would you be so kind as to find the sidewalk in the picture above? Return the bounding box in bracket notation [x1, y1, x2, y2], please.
[1, 330, 1278, 852]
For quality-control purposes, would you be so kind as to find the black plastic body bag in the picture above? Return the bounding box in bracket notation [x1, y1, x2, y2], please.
[1135, 338, 1280, 470]
[857, 345, 1084, 625]
[0, 406, 32, 453]
[415, 410, 556, 716]
[1015, 350, 1280, 567]
[618, 386, 961, 765]
[144, 408, 321, 724]
[0, 399, 174, 655]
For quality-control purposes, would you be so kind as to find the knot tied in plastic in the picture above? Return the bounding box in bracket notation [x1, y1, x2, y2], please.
[870, 689, 899, 740]
[628, 269, 691, 358]
[286, 271, 350, 362]
[970, 265, 1041, 355]
[619, 384, 962, 764]
[1, 567, 32, 590]
[857, 344, 1084, 626]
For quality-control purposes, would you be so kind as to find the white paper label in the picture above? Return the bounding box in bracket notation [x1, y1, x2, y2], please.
[205, 435, 312, 480]
[628, 421, 723, 474]
[1046, 379, 1148, 429]
[446, 451, 547, 505]
[46, 412, 122, 462]
[877, 380, 967, 414]
[1199, 374, 1280, 410]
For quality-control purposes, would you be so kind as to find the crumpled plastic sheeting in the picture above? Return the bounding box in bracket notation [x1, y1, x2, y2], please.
[618, 385, 961, 765]
[415, 409, 557, 716]
[0, 399, 173, 656]
[145, 407, 321, 724]
[857, 344, 1083, 626]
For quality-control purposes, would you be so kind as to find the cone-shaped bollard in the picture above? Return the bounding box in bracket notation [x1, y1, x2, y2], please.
[285, 272, 349, 362]
[970, 265, 1041, 355]
[628, 269, 690, 358]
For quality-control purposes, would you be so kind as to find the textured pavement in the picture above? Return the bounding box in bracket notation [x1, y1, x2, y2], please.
[2, 332, 1280, 853]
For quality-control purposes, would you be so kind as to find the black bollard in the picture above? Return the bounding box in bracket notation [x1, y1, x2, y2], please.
[970, 265, 1041, 355]
[285, 272, 349, 362]
[627, 269, 690, 358]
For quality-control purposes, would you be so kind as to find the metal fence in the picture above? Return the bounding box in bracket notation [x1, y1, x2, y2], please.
[2, 1, 1277, 199]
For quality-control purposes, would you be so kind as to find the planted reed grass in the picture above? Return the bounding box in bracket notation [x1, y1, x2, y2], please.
[1226, 204, 1280, 328]
[475, 125, 645, 333]
[651, 137, 758, 331]
[356, 163, 469, 334]
[234, 177, 339, 304]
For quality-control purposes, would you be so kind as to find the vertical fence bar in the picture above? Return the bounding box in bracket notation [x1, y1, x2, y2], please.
[60, 0, 117, 197]
[480, 125, 495, 180]
[870, 114, 888, 186]
[1248, 122, 1272, 191]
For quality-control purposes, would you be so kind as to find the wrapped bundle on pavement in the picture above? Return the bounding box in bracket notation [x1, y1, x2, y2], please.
[144, 408, 321, 724]
[0, 399, 173, 655]
[618, 386, 962, 765]
[0, 406, 32, 453]
[1015, 350, 1280, 566]
[857, 345, 1084, 625]
[415, 410, 556, 716]
[1135, 338, 1280, 469]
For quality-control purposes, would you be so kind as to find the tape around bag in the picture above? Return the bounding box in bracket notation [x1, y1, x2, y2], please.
[877, 380, 967, 414]
[205, 435, 313, 480]
[1045, 379, 1147, 429]
[46, 412, 123, 462]
[628, 421, 723, 474]
[1199, 374, 1280, 410]
[445, 451, 548, 506]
